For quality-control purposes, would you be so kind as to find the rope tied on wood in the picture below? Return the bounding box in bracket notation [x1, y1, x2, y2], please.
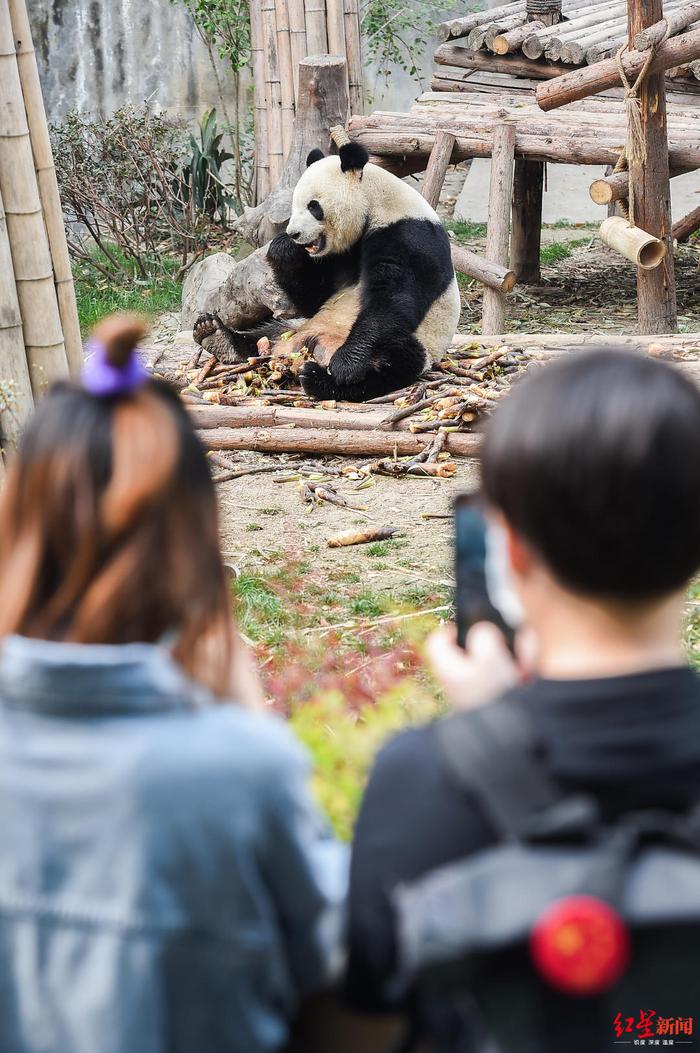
[613, 23, 670, 227]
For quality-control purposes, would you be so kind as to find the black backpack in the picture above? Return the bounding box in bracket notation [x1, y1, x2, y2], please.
[388, 698, 700, 1053]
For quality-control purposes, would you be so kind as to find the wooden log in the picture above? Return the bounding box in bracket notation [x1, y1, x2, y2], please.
[348, 125, 700, 171]
[673, 202, 700, 242]
[274, 0, 296, 160]
[0, 4, 68, 397]
[635, 2, 700, 50]
[510, 157, 543, 283]
[250, 0, 270, 200]
[304, 0, 328, 52]
[200, 425, 483, 458]
[589, 165, 690, 204]
[448, 330, 700, 351]
[536, 26, 700, 110]
[343, 0, 364, 114]
[192, 403, 427, 431]
[521, 0, 615, 58]
[0, 183, 34, 446]
[421, 130, 457, 209]
[9, 0, 82, 377]
[451, 244, 517, 292]
[435, 42, 567, 78]
[234, 56, 349, 248]
[439, 1, 526, 42]
[628, 0, 677, 334]
[262, 0, 284, 186]
[482, 122, 516, 335]
[492, 20, 545, 54]
[209, 243, 296, 331]
[563, 18, 631, 65]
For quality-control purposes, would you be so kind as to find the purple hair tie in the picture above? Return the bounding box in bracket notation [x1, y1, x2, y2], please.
[82, 338, 149, 397]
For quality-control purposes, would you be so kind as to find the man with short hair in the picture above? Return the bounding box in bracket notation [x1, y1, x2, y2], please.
[346, 349, 700, 1048]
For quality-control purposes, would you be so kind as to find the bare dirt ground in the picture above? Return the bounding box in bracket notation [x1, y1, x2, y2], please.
[147, 233, 700, 594]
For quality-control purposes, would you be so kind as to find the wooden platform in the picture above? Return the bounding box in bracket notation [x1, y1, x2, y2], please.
[349, 75, 700, 172]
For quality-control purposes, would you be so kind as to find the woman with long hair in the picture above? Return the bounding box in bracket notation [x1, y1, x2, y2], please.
[0, 317, 345, 1053]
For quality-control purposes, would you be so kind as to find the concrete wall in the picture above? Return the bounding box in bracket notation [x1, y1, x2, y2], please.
[28, 0, 237, 121]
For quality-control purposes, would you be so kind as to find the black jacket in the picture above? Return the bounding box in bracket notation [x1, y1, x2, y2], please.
[346, 666, 700, 1011]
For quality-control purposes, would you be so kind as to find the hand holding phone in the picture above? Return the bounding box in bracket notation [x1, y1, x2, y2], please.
[453, 493, 517, 651]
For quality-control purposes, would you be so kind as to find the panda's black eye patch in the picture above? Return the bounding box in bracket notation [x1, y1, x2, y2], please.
[307, 200, 324, 221]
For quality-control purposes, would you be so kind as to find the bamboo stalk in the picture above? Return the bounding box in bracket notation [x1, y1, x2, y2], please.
[250, 0, 270, 200]
[343, 0, 364, 114]
[599, 216, 666, 269]
[0, 3, 68, 396]
[326, 0, 346, 57]
[262, 0, 284, 186]
[274, 0, 296, 160]
[0, 183, 34, 447]
[287, 0, 308, 106]
[9, 0, 82, 377]
[304, 0, 328, 53]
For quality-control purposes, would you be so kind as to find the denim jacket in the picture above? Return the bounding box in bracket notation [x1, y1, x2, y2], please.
[0, 635, 347, 1053]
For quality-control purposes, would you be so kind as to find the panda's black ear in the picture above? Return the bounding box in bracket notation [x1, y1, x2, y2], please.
[306, 149, 324, 167]
[339, 141, 369, 175]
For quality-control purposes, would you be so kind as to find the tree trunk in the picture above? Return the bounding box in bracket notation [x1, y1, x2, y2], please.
[199, 425, 482, 458]
[213, 245, 296, 331]
[673, 203, 700, 242]
[234, 56, 349, 248]
[421, 130, 456, 209]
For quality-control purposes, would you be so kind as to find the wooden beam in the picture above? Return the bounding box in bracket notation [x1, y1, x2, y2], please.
[635, 3, 700, 50]
[628, 0, 677, 334]
[510, 157, 543, 283]
[536, 26, 700, 110]
[421, 130, 457, 210]
[673, 202, 700, 242]
[200, 426, 482, 458]
[590, 165, 691, 204]
[451, 243, 517, 292]
[435, 43, 567, 79]
[482, 122, 516, 335]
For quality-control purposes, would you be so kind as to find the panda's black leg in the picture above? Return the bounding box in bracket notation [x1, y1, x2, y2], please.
[193, 314, 291, 365]
[300, 336, 428, 403]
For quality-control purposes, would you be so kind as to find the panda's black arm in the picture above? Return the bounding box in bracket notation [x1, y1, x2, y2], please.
[328, 220, 453, 385]
[267, 233, 342, 317]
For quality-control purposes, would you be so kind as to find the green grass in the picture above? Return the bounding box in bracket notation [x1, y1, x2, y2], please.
[540, 238, 590, 265]
[74, 274, 183, 334]
[444, 219, 488, 240]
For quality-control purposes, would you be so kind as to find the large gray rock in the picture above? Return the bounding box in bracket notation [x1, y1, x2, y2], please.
[181, 253, 238, 328]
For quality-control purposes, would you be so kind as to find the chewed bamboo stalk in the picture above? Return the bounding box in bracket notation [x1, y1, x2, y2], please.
[9, 0, 82, 376]
[0, 3, 68, 397]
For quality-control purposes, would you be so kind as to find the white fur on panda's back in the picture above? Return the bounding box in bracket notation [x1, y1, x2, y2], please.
[362, 163, 441, 230]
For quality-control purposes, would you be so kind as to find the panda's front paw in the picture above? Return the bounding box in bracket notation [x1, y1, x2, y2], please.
[267, 232, 306, 269]
[300, 360, 338, 400]
[329, 348, 367, 386]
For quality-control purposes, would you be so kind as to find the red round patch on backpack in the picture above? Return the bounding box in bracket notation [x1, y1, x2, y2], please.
[530, 895, 630, 995]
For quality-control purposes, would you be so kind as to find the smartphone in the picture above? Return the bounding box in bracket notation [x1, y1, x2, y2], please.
[454, 493, 516, 651]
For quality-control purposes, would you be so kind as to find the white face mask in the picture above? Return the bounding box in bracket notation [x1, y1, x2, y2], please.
[485, 519, 525, 631]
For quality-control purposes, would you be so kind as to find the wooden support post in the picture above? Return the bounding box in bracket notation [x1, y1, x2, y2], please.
[510, 157, 543, 283]
[421, 131, 456, 210]
[482, 122, 516, 335]
[628, 0, 677, 334]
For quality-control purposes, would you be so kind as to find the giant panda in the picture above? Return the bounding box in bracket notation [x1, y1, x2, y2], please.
[193, 140, 461, 402]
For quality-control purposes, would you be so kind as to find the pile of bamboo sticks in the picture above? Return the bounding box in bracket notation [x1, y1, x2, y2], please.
[251, 0, 363, 202]
[436, 0, 700, 80]
[0, 0, 82, 456]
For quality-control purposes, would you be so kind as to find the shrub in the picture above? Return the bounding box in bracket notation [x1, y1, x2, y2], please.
[51, 105, 224, 282]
